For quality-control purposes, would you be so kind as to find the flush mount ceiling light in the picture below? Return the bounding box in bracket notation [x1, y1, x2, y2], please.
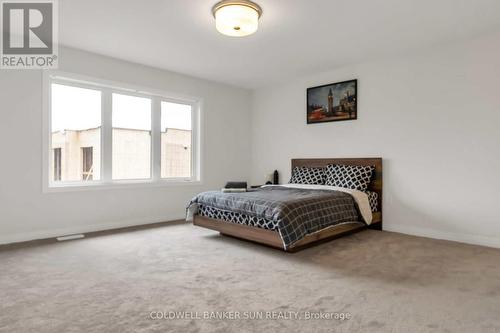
[212, 0, 263, 37]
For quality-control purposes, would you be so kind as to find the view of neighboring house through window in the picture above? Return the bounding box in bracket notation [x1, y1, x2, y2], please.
[112, 93, 152, 180]
[161, 101, 192, 178]
[81, 147, 94, 180]
[51, 83, 102, 182]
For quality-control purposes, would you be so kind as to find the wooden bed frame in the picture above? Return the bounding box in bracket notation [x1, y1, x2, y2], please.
[193, 158, 382, 252]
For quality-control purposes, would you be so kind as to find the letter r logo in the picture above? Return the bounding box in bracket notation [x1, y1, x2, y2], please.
[2, 2, 53, 54]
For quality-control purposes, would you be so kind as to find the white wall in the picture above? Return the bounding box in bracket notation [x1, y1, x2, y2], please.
[0, 47, 252, 244]
[251, 31, 500, 248]
[3, 32, 500, 248]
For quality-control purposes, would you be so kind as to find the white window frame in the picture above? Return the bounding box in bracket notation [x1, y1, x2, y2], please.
[42, 71, 202, 192]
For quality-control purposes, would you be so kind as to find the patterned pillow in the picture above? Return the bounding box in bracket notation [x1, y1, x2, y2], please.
[366, 191, 379, 212]
[289, 167, 325, 185]
[325, 164, 374, 191]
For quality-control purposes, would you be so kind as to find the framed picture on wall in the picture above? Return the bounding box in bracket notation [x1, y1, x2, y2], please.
[306, 79, 357, 124]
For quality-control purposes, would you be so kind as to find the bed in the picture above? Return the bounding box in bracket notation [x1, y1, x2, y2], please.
[187, 158, 382, 252]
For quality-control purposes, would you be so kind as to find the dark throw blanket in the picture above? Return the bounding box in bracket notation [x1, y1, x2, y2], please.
[188, 186, 360, 249]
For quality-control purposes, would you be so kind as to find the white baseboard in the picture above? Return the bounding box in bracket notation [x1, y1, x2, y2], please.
[0, 215, 186, 246]
[384, 224, 500, 249]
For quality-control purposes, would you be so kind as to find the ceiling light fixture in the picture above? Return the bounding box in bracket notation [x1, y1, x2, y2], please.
[212, 0, 262, 37]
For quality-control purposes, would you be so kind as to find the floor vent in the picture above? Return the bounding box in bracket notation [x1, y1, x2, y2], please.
[56, 234, 85, 242]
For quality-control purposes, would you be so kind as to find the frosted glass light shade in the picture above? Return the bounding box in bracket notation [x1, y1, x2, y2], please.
[213, 1, 262, 37]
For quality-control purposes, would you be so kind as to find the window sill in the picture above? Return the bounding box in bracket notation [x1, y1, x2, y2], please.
[43, 179, 203, 193]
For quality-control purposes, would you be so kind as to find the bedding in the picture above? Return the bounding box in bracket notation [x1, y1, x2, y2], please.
[198, 190, 379, 229]
[325, 164, 375, 191]
[289, 166, 326, 185]
[187, 184, 373, 249]
[198, 205, 279, 230]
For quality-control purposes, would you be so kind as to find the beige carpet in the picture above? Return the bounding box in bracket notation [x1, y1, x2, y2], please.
[1, 222, 500, 333]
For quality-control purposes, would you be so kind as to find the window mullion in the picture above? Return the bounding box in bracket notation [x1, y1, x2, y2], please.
[101, 89, 113, 182]
[152, 97, 161, 181]
[192, 102, 200, 181]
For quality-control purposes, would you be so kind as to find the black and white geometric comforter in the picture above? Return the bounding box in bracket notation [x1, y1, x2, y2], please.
[187, 184, 374, 249]
[198, 204, 280, 230]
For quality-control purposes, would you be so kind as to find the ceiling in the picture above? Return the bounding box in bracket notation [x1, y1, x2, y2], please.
[60, 0, 500, 89]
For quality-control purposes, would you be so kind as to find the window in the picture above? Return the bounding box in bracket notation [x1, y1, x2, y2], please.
[53, 148, 61, 181]
[45, 72, 200, 190]
[50, 83, 101, 182]
[112, 93, 152, 180]
[161, 101, 192, 178]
